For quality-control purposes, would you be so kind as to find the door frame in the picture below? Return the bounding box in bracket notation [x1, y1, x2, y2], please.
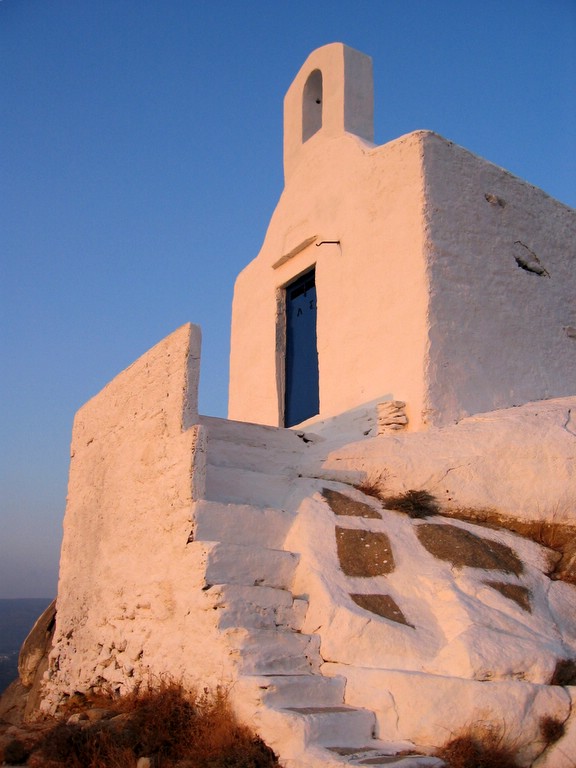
[278, 266, 319, 427]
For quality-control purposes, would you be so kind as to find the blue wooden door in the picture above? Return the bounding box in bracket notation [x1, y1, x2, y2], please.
[284, 269, 319, 427]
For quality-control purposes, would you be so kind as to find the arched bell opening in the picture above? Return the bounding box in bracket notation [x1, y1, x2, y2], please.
[302, 69, 323, 142]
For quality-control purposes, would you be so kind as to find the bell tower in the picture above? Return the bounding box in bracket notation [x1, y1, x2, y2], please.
[283, 43, 374, 182]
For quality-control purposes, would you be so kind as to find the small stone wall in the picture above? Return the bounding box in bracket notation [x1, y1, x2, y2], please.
[42, 325, 232, 711]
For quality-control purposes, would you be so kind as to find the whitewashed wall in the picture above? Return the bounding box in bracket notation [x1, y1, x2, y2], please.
[42, 324, 236, 709]
[424, 134, 576, 425]
[229, 129, 430, 430]
[228, 43, 576, 431]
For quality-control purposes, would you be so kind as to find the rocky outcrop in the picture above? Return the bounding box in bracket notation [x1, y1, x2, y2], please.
[307, 396, 576, 529]
[0, 600, 56, 727]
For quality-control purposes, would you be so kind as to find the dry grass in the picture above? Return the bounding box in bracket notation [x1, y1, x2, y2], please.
[540, 715, 565, 745]
[3, 738, 30, 764]
[30, 681, 278, 768]
[354, 474, 440, 520]
[354, 472, 387, 500]
[380, 490, 440, 518]
[437, 726, 519, 768]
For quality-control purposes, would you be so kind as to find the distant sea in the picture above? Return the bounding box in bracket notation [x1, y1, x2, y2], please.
[0, 598, 53, 694]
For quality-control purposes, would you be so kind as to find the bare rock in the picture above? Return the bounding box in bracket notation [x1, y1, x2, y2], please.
[18, 599, 56, 687]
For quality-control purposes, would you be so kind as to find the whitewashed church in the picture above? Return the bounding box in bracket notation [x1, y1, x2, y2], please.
[229, 43, 576, 432]
[33, 45, 576, 767]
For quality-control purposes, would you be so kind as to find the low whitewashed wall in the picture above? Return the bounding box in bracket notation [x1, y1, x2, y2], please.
[42, 324, 236, 710]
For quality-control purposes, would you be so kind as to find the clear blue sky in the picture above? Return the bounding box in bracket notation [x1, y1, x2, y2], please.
[1, 1, 575, 598]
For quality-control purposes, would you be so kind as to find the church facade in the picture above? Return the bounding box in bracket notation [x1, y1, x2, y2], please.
[229, 43, 576, 431]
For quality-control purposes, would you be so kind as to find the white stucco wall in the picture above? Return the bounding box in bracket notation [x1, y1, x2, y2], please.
[283, 43, 374, 183]
[230, 43, 432, 430]
[228, 42, 576, 431]
[42, 324, 236, 707]
[423, 134, 576, 425]
[229, 130, 430, 430]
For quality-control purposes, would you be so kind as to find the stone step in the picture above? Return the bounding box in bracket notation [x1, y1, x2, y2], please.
[225, 628, 321, 675]
[284, 706, 375, 746]
[254, 704, 376, 756]
[203, 543, 299, 589]
[206, 436, 304, 474]
[205, 465, 295, 506]
[322, 663, 569, 760]
[324, 746, 443, 768]
[199, 415, 306, 451]
[205, 584, 307, 630]
[191, 500, 293, 548]
[234, 673, 346, 709]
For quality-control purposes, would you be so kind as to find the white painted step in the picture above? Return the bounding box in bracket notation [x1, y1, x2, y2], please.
[234, 673, 346, 709]
[254, 704, 376, 754]
[191, 500, 293, 548]
[285, 706, 375, 746]
[225, 628, 321, 675]
[322, 663, 569, 759]
[199, 415, 306, 451]
[204, 543, 298, 589]
[205, 584, 307, 630]
[205, 465, 295, 506]
[312, 745, 443, 768]
[206, 437, 304, 473]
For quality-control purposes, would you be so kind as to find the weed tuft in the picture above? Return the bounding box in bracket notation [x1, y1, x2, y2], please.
[540, 715, 565, 745]
[354, 472, 387, 500]
[354, 475, 440, 519]
[437, 727, 519, 768]
[381, 490, 440, 518]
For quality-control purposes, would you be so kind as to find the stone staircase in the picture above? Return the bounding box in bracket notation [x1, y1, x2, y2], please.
[191, 416, 442, 768]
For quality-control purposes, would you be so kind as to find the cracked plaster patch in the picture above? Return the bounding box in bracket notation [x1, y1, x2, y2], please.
[484, 192, 507, 208]
[322, 488, 382, 519]
[350, 593, 413, 627]
[563, 408, 576, 436]
[484, 581, 532, 612]
[336, 527, 395, 577]
[513, 240, 550, 277]
[416, 524, 523, 575]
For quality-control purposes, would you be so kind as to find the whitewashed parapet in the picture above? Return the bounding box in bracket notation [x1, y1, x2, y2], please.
[41, 323, 232, 710]
[377, 400, 408, 434]
[190, 423, 207, 501]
